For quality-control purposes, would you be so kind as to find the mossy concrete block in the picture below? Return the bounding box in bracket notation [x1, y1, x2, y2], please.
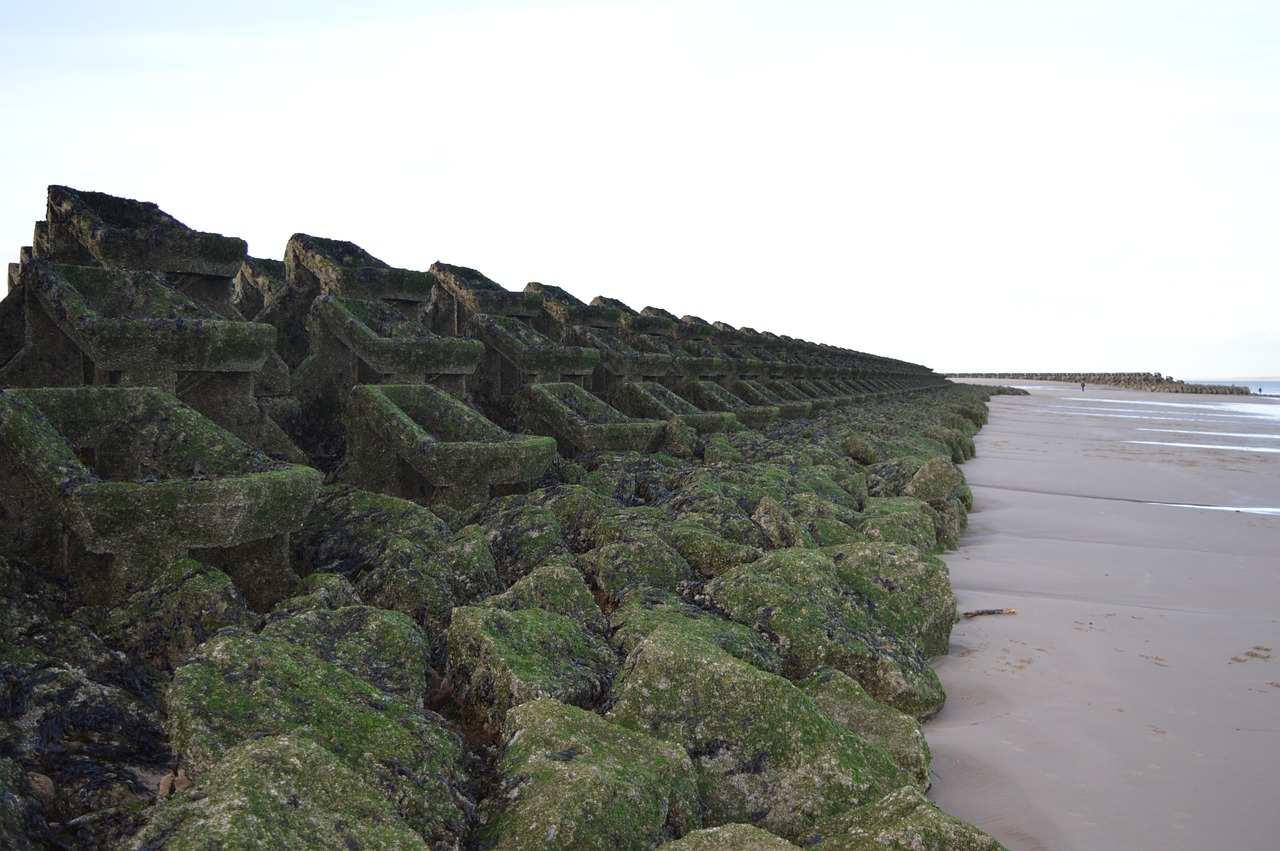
[608, 381, 739, 434]
[286, 233, 438, 302]
[607, 626, 910, 844]
[578, 533, 694, 602]
[262, 605, 430, 709]
[481, 698, 698, 850]
[703, 549, 945, 719]
[340, 384, 556, 507]
[658, 823, 800, 849]
[813, 785, 1005, 850]
[824, 543, 957, 659]
[608, 587, 781, 675]
[100, 558, 260, 672]
[446, 606, 617, 729]
[856, 497, 943, 553]
[516, 382, 663, 456]
[482, 559, 607, 633]
[43, 186, 247, 276]
[166, 630, 465, 838]
[798, 669, 931, 789]
[0, 387, 320, 606]
[128, 734, 433, 850]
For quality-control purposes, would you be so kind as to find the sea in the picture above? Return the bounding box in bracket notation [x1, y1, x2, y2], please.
[1194, 377, 1280, 396]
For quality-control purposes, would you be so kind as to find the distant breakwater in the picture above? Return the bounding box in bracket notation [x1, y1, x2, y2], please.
[949, 372, 1252, 395]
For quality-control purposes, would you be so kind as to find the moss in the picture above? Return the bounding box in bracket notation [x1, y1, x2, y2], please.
[798, 669, 931, 789]
[577, 533, 694, 602]
[703, 549, 945, 719]
[606, 626, 910, 844]
[813, 785, 1005, 850]
[128, 735, 431, 850]
[481, 699, 698, 850]
[823, 543, 957, 659]
[658, 824, 800, 849]
[608, 587, 781, 674]
[473, 497, 570, 582]
[165, 630, 465, 839]
[856, 497, 944, 554]
[446, 606, 617, 729]
[482, 560, 607, 633]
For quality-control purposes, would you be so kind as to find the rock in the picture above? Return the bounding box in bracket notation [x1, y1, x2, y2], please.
[824, 542, 957, 658]
[607, 626, 910, 845]
[703, 548, 945, 719]
[446, 606, 617, 730]
[480, 698, 698, 850]
[798, 669, 931, 789]
[0, 759, 47, 849]
[100, 558, 260, 672]
[270, 570, 362, 615]
[902, 457, 965, 505]
[473, 497, 571, 582]
[481, 559, 607, 633]
[165, 629, 466, 840]
[608, 587, 782, 675]
[856, 497, 943, 553]
[813, 785, 1005, 850]
[577, 533, 694, 603]
[262, 604, 431, 709]
[785, 493, 867, 547]
[866, 460, 920, 498]
[750, 495, 812, 550]
[659, 823, 801, 849]
[296, 488, 501, 636]
[128, 735, 433, 850]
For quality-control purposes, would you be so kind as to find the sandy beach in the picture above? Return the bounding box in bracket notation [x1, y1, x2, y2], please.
[927, 380, 1280, 850]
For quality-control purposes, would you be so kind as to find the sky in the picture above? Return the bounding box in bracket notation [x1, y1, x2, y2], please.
[2, 0, 1278, 379]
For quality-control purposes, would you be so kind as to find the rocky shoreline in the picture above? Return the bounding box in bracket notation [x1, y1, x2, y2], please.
[3, 187, 1014, 849]
[948, 372, 1251, 394]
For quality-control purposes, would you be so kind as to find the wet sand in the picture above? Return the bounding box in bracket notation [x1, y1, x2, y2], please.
[927, 381, 1280, 850]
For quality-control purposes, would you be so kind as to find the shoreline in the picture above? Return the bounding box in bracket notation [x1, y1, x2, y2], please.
[926, 380, 1280, 849]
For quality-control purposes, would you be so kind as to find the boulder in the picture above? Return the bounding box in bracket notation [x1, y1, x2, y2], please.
[480, 698, 698, 850]
[813, 785, 1005, 850]
[659, 823, 800, 849]
[607, 626, 910, 845]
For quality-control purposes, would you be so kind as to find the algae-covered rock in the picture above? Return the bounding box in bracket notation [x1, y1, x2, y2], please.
[481, 698, 698, 850]
[856, 497, 943, 553]
[100, 558, 260, 672]
[446, 606, 617, 729]
[750, 495, 814, 550]
[269, 570, 362, 615]
[294, 488, 499, 636]
[902, 457, 966, 505]
[481, 558, 607, 632]
[128, 734, 432, 850]
[865, 460, 920, 498]
[659, 518, 760, 577]
[785, 492, 867, 548]
[166, 629, 466, 841]
[814, 785, 1005, 850]
[703, 549, 945, 718]
[262, 605, 430, 709]
[658, 823, 800, 849]
[474, 497, 571, 582]
[825, 542, 957, 658]
[607, 626, 910, 845]
[536, 485, 614, 552]
[798, 669, 931, 789]
[0, 757, 47, 850]
[577, 533, 694, 602]
[608, 587, 782, 675]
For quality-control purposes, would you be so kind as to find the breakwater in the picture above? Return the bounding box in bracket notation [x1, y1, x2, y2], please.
[1, 187, 1008, 849]
[949, 372, 1251, 394]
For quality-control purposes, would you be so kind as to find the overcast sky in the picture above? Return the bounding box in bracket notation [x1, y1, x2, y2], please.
[3, 1, 1277, 379]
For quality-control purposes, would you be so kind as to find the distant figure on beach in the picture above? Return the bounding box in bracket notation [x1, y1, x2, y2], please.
[1081, 382, 1086, 392]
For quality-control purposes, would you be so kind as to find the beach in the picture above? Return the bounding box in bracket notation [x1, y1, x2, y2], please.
[927, 380, 1280, 850]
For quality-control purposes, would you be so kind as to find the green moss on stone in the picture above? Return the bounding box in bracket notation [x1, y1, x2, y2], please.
[481, 698, 698, 850]
[658, 823, 800, 849]
[813, 785, 1006, 850]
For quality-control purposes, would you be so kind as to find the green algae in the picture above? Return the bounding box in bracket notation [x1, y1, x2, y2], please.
[813, 785, 1006, 850]
[658, 823, 801, 849]
[606, 626, 911, 845]
[481, 698, 698, 850]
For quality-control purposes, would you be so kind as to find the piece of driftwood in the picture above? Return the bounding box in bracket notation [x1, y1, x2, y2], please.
[962, 608, 1017, 619]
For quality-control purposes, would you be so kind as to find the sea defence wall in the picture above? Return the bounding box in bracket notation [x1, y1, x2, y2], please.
[950, 372, 1251, 394]
[0, 186, 1007, 849]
